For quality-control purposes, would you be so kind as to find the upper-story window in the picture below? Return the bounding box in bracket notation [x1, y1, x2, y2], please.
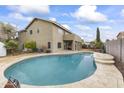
[37, 29, 39, 33]
[48, 42, 51, 49]
[30, 30, 32, 35]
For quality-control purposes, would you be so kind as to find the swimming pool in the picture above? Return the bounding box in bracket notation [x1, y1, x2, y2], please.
[4, 52, 96, 86]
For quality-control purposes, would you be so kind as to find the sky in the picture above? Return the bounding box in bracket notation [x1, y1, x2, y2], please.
[0, 5, 124, 42]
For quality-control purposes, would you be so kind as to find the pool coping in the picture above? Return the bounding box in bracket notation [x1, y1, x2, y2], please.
[0, 51, 124, 88]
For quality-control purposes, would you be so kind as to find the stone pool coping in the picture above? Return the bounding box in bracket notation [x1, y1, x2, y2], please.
[0, 51, 124, 88]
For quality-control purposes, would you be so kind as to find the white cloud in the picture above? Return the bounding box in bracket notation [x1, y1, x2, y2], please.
[8, 13, 33, 21]
[78, 32, 95, 42]
[3, 22, 17, 28]
[62, 24, 71, 30]
[49, 17, 56, 21]
[99, 26, 112, 30]
[8, 5, 50, 14]
[10, 23, 16, 27]
[108, 19, 116, 24]
[121, 9, 124, 16]
[75, 25, 92, 31]
[62, 13, 69, 16]
[6, 5, 50, 24]
[72, 5, 108, 22]
[72, 24, 95, 42]
[100, 30, 116, 42]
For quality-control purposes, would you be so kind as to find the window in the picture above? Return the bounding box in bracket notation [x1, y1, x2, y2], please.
[58, 42, 61, 48]
[30, 30, 32, 35]
[37, 29, 39, 33]
[48, 42, 51, 49]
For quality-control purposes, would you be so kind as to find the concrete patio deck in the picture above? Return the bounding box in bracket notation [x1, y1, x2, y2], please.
[0, 51, 124, 88]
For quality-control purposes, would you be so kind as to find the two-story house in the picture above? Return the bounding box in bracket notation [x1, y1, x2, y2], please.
[117, 32, 124, 39]
[18, 18, 82, 52]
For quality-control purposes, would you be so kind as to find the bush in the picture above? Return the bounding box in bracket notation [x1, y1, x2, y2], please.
[5, 40, 18, 55]
[82, 44, 87, 48]
[95, 41, 103, 49]
[24, 41, 36, 52]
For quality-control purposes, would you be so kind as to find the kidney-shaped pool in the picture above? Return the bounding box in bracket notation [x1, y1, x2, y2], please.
[4, 52, 96, 86]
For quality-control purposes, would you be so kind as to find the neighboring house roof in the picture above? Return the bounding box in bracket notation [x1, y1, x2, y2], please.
[117, 32, 124, 38]
[25, 18, 72, 34]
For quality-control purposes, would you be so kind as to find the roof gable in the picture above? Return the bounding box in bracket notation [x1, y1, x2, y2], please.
[25, 18, 72, 34]
[22, 18, 82, 40]
[117, 32, 124, 37]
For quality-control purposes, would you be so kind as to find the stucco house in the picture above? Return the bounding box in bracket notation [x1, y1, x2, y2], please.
[117, 32, 124, 39]
[18, 18, 82, 52]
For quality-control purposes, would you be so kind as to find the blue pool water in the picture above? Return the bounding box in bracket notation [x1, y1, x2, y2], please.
[4, 53, 96, 86]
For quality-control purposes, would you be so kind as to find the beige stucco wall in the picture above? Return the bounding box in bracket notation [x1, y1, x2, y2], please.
[19, 19, 82, 52]
[19, 20, 66, 52]
[18, 32, 25, 50]
[64, 34, 82, 51]
[117, 33, 124, 39]
[64, 34, 82, 42]
[52, 24, 65, 52]
[19, 20, 53, 51]
[74, 35, 82, 50]
[26, 20, 53, 49]
[63, 34, 74, 41]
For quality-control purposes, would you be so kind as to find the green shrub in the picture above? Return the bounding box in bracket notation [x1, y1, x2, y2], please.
[90, 40, 103, 49]
[94, 27, 103, 49]
[24, 41, 36, 52]
[95, 41, 103, 49]
[5, 40, 18, 49]
[82, 44, 87, 48]
[5, 40, 18, 55]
